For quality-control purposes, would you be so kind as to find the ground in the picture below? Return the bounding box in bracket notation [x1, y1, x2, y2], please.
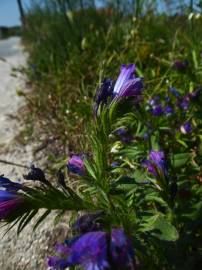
[0, 37, 68, 270]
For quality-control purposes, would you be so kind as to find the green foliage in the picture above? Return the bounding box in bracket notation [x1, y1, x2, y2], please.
[3, 1, 201, 269]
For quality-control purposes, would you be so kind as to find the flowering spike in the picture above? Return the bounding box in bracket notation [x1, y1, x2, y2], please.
[48, 229, 135, 270]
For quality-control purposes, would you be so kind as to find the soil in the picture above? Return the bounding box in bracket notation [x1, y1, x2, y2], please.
[0, 37, 68, 270]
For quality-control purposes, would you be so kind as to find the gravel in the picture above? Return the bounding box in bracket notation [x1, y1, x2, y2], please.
[0, 37, 68, 270]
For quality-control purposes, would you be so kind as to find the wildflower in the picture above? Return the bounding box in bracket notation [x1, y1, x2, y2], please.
[115, 128, 134, 143]
[113, 64, 143, 97]
[93, 64, 143, 113]
[180, 99, 189, 111]
[149, 150, 165, 169]
[67, 155, 85, 176]
[0, 176, 21, 191]
[94, 78, 114, 113]
[164, 105, 173, 115]
[169, 87, 180, 98]
[152, 105, 164, 116]
[180, 122, 192, 134]
[111, 161, 119, 168]
[72, 212, 103, 234]
[148, 96, 160, 106]
[143, 132, 149, 140]
[110, 228, 135, 269]
[0, 190, 24, 220]
[173, 60, 188, 71]
[143, 150, 167, 176]
[47, 256, 69, 270]
[48, 228, 135, 270]
[68, 231, 109, 270]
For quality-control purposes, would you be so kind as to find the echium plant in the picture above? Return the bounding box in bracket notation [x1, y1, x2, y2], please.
[1, 64, 202, 270]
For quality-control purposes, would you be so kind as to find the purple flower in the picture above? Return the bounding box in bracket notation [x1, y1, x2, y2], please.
[152, 105, 164, 116]
[0, 190, 23, 220]
[0, 176, 21, 191]
[142, 159, 157, 176]
[143, 132, 149, 140]
[164, 105, 173, 115]
[180, 122, 192, 134]
[48, 229, 135, 270]
[47, 256, 69, 270]
[143, 150, 166, 176]
[111, 161, 119, 168]
[148, 96, 160, 106]
[115, 128, 134, 143]
[173, 60, 188, 71]
[113, 64, 143, 98]
[67, 231, 109, 270]
[67, 155, 85, 176]
[110, 229, 135, 269]
[94, 78, 114, 113]
[169, 87, 180, 98]
[93, 64, 143, 113]
[72, 212, 103, 234]
[180, 100, 189, 111]
[149, 150, 165, 169]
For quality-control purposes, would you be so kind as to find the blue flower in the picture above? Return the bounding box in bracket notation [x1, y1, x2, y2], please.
[94, 78, 114, 113]
[93, 64, 143, 113]
[164, 105, 173, 115]
[67, 155, 85, 176]
[48, 229, 135, 270]
[72, 212, 103, 234]
[110, 229, 135, 269]
[0, 190, 24, 220]
[143, 150, 167, 176]
[152, 105, 164, 116]
[0, 176, 21, 191]
[180, 98, 189, 111]
[67, 231, 109, 270]
[180, 122, 192, 134]
[114, 128, 134, 143]
[169, 87, 180, 98]
[113, 64, 143, 97]
[47, 256, 69, 270]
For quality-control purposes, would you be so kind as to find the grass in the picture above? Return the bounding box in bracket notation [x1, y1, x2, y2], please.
[21, 0, 202, 171]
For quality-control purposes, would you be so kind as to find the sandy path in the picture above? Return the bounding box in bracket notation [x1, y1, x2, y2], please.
[0, 37, 67, 270]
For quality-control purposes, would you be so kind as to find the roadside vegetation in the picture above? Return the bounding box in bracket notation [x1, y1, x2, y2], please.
[21, 0, 202, 168]
[1, 1, 202, 269]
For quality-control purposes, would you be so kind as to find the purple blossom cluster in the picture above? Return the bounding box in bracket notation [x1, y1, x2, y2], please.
[48, 227, 135, 270]
[147, 85, 199, 134]
[94, 64, 143, 113]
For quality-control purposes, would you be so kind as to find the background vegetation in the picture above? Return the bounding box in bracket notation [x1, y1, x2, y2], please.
[20, 0, 202, 170]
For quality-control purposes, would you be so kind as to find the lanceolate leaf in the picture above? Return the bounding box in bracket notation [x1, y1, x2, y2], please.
[172, 153, 191, 168]
[140, 214, 179, 241]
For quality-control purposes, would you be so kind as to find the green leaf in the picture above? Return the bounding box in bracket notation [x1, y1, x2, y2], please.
[172, 153, 191, 168]
[33, 209, 51, 231]
[17, 209, 38, 235]
[140, 214, 179, 241]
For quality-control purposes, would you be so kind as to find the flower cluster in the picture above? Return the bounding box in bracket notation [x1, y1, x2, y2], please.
[147, 85, 199, 134]
[48, 227, 135, 270]
[94, 64, 143, 113]
[1, 63, 202, 270]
